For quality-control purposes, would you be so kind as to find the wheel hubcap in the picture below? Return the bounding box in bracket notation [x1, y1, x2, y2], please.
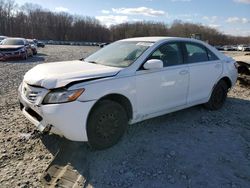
[96, 113, 119, 140]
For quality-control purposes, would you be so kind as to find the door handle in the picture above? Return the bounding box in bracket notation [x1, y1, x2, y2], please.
[179, 70, 188, 75]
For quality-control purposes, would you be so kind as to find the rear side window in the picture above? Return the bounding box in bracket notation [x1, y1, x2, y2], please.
[185, 43, 219, 63]
[185, 43, 208, 63]
[207, 49, 219, 61]
[148, 43, 183, 67]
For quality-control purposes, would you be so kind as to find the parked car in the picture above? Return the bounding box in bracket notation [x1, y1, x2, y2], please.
[231, 45, 238, 51]
[27, 39, 38, 55]
[0, 36, 7, 42]
[99, 42, 110, 48]
[223, 45, 234, 51]
[214, 45, 224, 51]
[18, 37, 238, 149]
[0, 38, 33, 61]
[37, 41, 45, 48]
[234, 53, 250, 80]
[238, 44, 250, 51]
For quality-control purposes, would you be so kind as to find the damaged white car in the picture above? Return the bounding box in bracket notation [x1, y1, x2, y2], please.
[18, 37, 238, 149]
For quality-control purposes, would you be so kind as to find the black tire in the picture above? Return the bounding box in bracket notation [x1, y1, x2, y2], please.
[204, 80, 228, 110]
[87, 100, 128, 150]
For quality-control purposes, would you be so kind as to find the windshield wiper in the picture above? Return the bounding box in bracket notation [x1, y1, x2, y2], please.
[79, 58, 99, 64]
[87, 61, 99, 64]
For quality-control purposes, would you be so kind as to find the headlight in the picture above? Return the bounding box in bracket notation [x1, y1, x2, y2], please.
[43, 88, 84, 104]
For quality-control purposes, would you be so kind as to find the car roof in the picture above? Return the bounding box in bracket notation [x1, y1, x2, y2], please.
[121, 37, 172, 42]
[120, 36, 227, 60]
[120, 36, 205, 43]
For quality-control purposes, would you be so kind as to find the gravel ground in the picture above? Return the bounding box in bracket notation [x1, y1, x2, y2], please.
[0, 46, 249, 188]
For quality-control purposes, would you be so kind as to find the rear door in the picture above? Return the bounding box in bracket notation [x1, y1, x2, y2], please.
[183, 42, 223, 104]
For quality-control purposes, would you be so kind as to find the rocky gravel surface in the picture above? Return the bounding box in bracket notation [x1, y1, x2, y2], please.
[0, 46, 250, 188]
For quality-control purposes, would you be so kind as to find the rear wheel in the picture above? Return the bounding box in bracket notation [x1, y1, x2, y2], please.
[204, 80, 228, 110]
[87, 100, 128, 150]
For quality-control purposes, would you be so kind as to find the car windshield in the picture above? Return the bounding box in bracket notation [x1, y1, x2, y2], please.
[84, 41, 154, 67]
[28, 41, 34, 45]
[1, 39, 24, 45]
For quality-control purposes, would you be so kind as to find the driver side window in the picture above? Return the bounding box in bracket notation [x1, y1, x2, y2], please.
[148, 43, 183, 67]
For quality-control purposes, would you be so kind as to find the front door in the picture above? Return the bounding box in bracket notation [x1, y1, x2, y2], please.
[136, 42, 189, 116]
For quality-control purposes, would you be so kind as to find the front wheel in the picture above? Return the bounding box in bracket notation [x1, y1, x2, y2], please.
[87, 100, 128, 150]
[204, 80, 228, 110]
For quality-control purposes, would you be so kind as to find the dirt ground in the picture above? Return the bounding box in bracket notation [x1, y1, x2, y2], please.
[0, 46, 249, 188]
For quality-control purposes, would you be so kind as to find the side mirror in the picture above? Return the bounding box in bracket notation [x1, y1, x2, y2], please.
[143, 59, 163, 70]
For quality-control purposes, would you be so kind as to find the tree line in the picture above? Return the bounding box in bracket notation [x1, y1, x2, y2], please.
[0, 0, 249, 45]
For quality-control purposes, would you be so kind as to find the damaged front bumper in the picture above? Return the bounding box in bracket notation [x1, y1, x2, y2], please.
[19, 100, 51, 133]
[18, 83, 96, 141]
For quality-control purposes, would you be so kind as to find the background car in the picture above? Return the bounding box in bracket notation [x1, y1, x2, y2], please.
[0, 38, 33, 61]
[0, 36, 7, 42]
[238, 44, 250, 51]
[37, 41, 45, 48]
[214, 45, 224, 51]
[223, 45, 234, 51]
[27, 39, 38, 55]
[99, 42, 110, 48]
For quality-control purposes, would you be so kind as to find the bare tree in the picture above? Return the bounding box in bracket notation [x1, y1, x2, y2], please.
[0, 0, 249, 44]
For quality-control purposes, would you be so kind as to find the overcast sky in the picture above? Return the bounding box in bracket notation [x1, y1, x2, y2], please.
[15, 0, 250, 36]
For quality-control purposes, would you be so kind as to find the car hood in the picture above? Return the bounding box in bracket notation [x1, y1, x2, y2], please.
[23, 60, 122, 89]
[0, 45, 24, 49]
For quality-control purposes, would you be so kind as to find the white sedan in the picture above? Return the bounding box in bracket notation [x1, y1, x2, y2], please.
[18, 37, 238, 149]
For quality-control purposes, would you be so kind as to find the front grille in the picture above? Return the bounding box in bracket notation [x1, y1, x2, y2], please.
[22, 83, 47, 104]
[0, 48, 22, 52]
[5, 52, 19, 56]
[26, 91, 39, 102]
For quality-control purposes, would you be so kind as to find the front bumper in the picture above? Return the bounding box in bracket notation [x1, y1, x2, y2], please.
[18, 85, 96, 141]
[0, 52, 24, 61]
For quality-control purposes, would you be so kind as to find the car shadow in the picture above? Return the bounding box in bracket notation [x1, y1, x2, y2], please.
[40, 97, 250, 188]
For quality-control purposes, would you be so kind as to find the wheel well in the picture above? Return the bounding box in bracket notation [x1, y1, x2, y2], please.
[91, 94, 133, 120]
[220, 77, 232, 89]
